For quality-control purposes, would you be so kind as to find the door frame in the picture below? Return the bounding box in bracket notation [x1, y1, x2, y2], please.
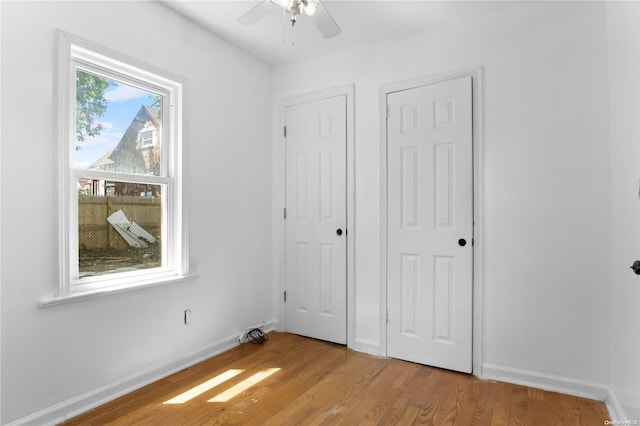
[276, 85, 355, 347]
[379, 68, 485, 375]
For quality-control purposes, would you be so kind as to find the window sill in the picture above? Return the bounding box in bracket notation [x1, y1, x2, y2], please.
[38, 274, 198, 308]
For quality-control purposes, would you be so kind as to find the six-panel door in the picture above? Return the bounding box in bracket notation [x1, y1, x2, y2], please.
[386, 77, 473, 373]
[285, 95, 347, 344]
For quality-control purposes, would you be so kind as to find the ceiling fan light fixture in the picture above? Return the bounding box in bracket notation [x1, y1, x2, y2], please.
[275, 0, 319, 17]
[303, 0, 318, 16]
[239, 0, 340, 39]
[289, 1, 302, 16]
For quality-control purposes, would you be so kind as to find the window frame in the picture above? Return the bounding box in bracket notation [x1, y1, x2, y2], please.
[139, 129, 155, 148]
[51, 30, 189, 303]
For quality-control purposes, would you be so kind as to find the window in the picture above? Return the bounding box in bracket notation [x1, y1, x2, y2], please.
[53, 31, 188, 300]
[139, 130, 155, 148]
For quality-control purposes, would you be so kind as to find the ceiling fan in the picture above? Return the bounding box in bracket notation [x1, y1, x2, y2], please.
[238, 0, 341, 39]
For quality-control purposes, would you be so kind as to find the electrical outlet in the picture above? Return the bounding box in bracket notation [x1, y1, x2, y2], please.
[183, 309, 191, 325]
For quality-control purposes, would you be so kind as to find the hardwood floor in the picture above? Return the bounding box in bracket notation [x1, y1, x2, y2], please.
[60, 332, 609, 425]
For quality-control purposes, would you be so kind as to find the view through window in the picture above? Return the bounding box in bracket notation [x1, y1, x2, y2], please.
[75, 69, 164, 280]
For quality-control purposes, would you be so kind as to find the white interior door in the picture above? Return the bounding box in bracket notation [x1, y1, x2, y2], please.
[386, 76, 473, 373]
[285, 95, 347, 344]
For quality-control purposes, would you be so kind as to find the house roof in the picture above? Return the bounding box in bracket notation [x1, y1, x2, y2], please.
[89, 148, 115, 169]
[87, 105, 160, 173]
[142, 105, 161, 128]
[111, 105, 160, 155]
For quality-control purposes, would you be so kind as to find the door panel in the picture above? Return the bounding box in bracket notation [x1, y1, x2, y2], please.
[285, 95, 347, 344]
[387, 77, 473, 373]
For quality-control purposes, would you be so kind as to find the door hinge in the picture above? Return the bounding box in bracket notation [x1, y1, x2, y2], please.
[385, 104, 389, 119]
[283, 208, 287, 219]
[386, 307, 389, 323]
[284, 291, 287, 302]
[283, 126, 287, 138]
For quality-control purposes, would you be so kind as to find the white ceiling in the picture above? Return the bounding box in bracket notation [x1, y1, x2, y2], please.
[161, 1, 529, 65]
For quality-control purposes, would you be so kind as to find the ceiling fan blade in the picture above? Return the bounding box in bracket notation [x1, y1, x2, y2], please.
[314, 0, 341, 38]
[238, 0, 273, 25]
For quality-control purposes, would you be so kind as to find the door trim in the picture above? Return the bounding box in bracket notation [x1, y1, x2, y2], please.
[379, 68, 484, 375]
[276, 85, 355, 347]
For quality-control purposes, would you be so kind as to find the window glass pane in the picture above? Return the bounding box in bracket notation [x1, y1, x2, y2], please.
[75, 69, 163, 176]
[78, 179, 163, 279]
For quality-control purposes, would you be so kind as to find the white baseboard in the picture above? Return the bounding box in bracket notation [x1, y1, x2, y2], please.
[482, 363, 609, 401]
[352, 338, 381, 356]
[6, 320, 279, 426]
[482, 363, 622, 420]
[604, 385, 626, 422]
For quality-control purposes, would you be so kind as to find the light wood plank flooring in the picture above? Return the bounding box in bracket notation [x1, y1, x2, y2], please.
[61, 332, 609, 425]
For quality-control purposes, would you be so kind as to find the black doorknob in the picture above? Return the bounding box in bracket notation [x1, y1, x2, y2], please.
[458, 238, 467, 247]
[631, 260, 640, 275]
[336, 228, 343, 236]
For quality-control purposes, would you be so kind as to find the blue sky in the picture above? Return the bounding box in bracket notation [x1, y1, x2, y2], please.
[74, 78, 159, 169]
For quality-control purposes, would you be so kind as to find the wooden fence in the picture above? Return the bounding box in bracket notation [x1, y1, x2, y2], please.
[79, 195, 161, 251]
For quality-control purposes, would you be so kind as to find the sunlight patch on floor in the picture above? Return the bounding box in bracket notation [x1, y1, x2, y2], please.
[163, 369, 244, 404]
[208, 368, 281, 402]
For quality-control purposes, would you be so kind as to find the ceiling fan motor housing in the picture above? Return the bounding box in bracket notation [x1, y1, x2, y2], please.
[240, 0, 341, 39]
[276, 0, 319, 17]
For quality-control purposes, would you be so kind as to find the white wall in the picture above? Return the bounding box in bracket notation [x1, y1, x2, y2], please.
[272, 0, 612, 391]
[1, 2, 273, 424]
[607, 1, 640, 421]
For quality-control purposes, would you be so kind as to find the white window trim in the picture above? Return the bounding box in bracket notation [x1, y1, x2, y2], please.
[139, 129, 155, 148]
[41, 30, 191, 307]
